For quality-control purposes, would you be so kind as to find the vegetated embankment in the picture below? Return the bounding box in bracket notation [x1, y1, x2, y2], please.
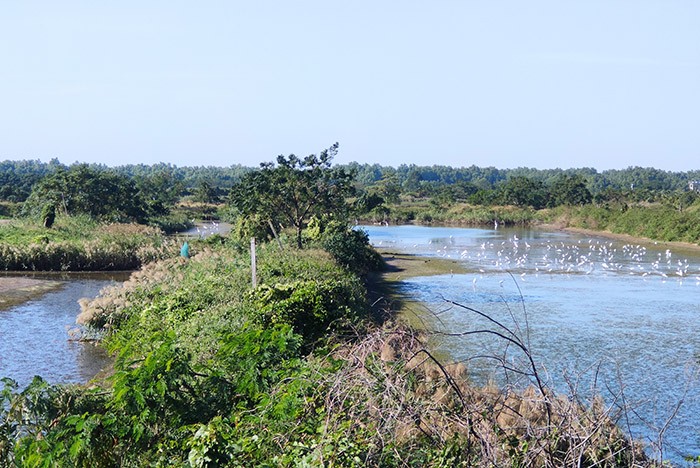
[0, 238, 653, 466]
[0, 216, 177, 271]
[541, 204, 700, 248]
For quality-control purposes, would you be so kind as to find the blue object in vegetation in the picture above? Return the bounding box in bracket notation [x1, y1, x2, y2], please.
[180, 241, 190, 258]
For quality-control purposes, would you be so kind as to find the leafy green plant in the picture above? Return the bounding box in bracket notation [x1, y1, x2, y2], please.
[248, 278, 364, 345]
[319, 226, 384, 275]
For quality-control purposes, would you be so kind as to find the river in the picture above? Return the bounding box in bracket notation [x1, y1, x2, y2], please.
[362, 224, 700, 464]
[0, 220, 229, 389]
[0, 272, 129, 389]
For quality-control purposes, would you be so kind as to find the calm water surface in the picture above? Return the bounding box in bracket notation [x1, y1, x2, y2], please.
[362, 225, 700, 463]
[0, 273, 128, 389]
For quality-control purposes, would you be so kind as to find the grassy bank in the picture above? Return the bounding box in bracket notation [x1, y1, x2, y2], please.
[0, 215, 177, 271]
[372, 201, 538, 226]
[541, 204, 700, 245]
[0, 238, 654, 466]
[367, 199, 700, 247]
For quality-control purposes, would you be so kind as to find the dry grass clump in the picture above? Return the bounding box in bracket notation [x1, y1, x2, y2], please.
[0, 231, 176, 271]
[96, 223, 162, 237]
[77, 256, 189, 328]
[0, 218, 176, 271]
[314, 322, 651, 467]
[76, 247, 235, 330]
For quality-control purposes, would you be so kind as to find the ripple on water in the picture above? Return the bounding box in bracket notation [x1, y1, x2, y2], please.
[0, 276, 120, 389]
[362, 225, 700, 463]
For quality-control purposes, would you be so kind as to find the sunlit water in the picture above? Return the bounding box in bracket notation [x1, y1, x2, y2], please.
[362, 224, 700, 464]
[0, 273, 128, 389]
[179, 221, 231, 238]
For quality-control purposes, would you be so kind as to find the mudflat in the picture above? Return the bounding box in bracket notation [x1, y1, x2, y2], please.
[0, 276, 62, 310]
[377, 249, 468, 282]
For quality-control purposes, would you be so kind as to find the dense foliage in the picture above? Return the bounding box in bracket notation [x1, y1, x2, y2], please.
[3, 156, 700, 243]
[1, 242, 371, 466]
[22, 165, 149, 222]
[0, 160, 59, 203]
[228, 143, 355, 248]
[543, 202, 700, 244]
[306, 219, 385, 275]
[0, 160, 251, 204]
[344, 162, 700, 196]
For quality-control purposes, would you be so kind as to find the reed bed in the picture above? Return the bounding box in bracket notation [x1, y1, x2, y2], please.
[0, 218, 177, 271]
[310, 322, 651, 467]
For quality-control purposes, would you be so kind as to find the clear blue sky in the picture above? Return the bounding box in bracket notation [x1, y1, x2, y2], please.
[1, 1, 698, 171]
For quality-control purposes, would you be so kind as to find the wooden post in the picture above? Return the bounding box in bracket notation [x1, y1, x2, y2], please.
[250, 238, 257, 288]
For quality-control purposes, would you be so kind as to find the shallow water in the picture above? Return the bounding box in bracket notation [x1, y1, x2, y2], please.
[0, 272, 129, 389]
[179, 221, 231, 238]
[362, 224, 700, 464]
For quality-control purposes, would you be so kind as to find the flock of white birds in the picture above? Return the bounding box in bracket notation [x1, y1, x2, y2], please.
[379, 234, 700, 286]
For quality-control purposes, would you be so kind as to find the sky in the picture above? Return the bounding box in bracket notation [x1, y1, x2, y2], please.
[1, 1, 698, 171]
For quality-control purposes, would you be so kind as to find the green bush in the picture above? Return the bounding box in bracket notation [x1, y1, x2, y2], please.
[321, 227, 384, 275]
[0, 202, 18, 218]
[147, 213, 193, 234]
[248, 278, 364, 345]
[230, 214, 273, 244]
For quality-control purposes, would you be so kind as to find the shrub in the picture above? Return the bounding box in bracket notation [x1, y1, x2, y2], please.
[321, 227, 384, 275]
[247, 278, 364, 345]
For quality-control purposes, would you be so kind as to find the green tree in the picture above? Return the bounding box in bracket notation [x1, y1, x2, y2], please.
[662, 190, 699, 212]
[134, 169, 184, 217]
[374, 172, 401, 204]
[192, 180, 219, 204]
[402, 168, 422, 193]
[353, 192, 385, 216]
[0, 160, 58, 202]
[229, 143, 355, 248]
[550, 175, 592, 206]
[23, 165, 147, 222]
[499, 176, 549, 209]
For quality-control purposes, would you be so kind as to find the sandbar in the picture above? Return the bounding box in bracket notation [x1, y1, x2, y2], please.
[0, 276, 63, 310]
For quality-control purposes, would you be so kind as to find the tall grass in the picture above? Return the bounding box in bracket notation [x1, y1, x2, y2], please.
[0, 215, 177, 271]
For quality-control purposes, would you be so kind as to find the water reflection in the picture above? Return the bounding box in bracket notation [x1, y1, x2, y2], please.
[362, 225, 700, 462]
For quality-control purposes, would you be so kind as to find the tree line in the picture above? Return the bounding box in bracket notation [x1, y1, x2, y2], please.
[2, 154, 699, 226]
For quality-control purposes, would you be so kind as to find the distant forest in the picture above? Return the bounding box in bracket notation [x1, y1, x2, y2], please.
[2, 159, 700, 204]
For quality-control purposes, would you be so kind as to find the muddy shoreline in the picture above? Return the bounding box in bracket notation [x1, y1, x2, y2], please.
[0, 276, 64, 310]
[0, 271, 131, 311]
